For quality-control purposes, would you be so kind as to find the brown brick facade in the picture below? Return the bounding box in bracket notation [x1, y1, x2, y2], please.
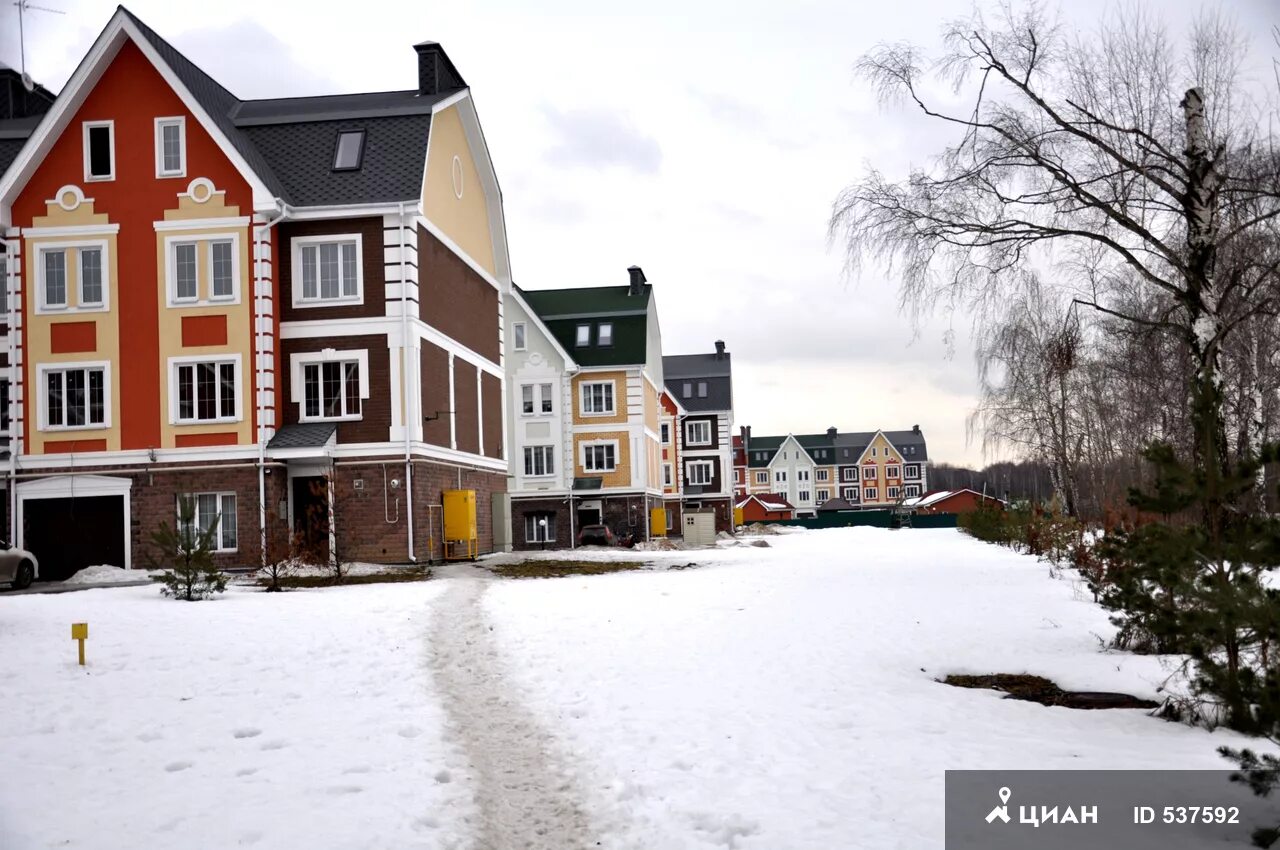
[510, 493, 662, 551]
[418, 225, 500, 362]
[278, 217, 387, 322]
[421, 342, 451, 447]
[453, 359, 479, 454]
[481, 371, 503, 460]
[279, 334, 391, 444]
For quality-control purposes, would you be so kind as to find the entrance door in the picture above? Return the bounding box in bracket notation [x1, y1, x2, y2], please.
[25, 496, 125, 581]
[578, 507, 601, 527]
[291, 476, 329, 563]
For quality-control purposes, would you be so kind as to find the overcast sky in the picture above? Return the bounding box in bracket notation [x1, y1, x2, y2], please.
[3, 0, 1277, 466]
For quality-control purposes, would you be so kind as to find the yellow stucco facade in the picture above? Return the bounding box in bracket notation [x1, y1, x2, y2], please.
[573, 430, 632, 488]
[571, 371, 628, 425]
[422, 104, 496, 276]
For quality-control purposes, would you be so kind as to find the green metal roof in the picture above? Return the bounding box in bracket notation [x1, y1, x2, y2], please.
[520, 284, 653, 367]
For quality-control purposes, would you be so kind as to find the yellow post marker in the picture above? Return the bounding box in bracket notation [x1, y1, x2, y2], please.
[71, 622, 88, 666]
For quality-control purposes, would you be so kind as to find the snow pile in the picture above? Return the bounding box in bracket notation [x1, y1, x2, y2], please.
[0, 582, 472, 850]
[62, 565, 153, 585]
[483, 527, 1259, 849]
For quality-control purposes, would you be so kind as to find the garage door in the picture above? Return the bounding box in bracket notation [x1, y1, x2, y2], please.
[25, 496, 126, 581]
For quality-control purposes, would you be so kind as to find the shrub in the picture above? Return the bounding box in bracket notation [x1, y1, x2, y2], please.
[150, 497, 228, 601]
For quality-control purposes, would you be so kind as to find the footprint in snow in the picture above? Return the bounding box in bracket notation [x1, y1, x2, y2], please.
[327, 785, 363, 795]
[434, 770, 452, 784]
[236, 767, 258, 777]
[232, 728, 262, 739]
[137, 731, 162, 743]
[343, 765, 372, 775]
[164, 761, 193, 773]
[397, 725, 422, 739]
[259, 740, 287, 751]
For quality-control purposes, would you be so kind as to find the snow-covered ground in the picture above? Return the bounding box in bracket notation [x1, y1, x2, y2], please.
[0, 527, 1263, 849]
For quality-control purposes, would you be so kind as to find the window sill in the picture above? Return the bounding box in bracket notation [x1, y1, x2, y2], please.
[579, 410, 617, 418]
[35, 304, 110, 316]
[299, 414, 362, 424]
[174, 418, 242, 426]
[292, 297, 364, 309]
[40, 423, 109, 433]
[84, 174, 115, 183]
[157, 171, 187, 180]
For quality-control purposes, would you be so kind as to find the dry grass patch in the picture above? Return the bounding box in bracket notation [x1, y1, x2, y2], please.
[486, 559, 648, 579]
[263, 568, 433, 589]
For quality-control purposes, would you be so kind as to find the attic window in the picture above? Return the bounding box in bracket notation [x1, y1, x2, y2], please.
[332, 130, 365, 171]
[597, 323, 613, 346]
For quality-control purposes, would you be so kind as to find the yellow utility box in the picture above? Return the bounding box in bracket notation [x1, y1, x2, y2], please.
[443, 489, 478, 561]
[733, 507, 744, 527]
[650, 508, 667, 537]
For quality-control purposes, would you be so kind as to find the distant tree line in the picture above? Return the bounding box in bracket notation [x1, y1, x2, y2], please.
[927, 461, 1055, 504]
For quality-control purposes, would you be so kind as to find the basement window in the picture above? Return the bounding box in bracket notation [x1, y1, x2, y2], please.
[332, 130, 366, 171]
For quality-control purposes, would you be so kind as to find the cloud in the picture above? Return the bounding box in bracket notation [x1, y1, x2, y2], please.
[687, 87, 767, 131]
[541, 105, 662, 174]
[170, 20, 339, 99]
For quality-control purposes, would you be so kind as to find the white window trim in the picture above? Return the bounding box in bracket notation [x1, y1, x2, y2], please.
[512, 321, 527, 351]
[663, 463, 673, 487]
[685, 420, 712, 447]
[164, 233, 242, 307]
[817, 469, 829, 481]
[817, 489, 830, 502]
[168, 354, 244, 425]
[178, 491, 238, 553]
[290, 233, 364, 308]
[842, 487, 858, 501]
[522, 445, 556, 479]
[754, 471, 767, 484]
[886, 465, 901, 479]
[34, 239, 111, 314]
[524, 512, 556, 543]
[288, 349, 371, 423]
[887, 487, 901, 500]
[864, 487, 879, 501]
[862, 466, 877, 480]
[686, 460, 714, 486]
[904, 464, 921, 479]
[579, 380, 616, 416]
[36, 360, 112, 432]
[519, 382, 555, 417]
[660, 422, 671, 445]
[82, 120, 115, 182]
[580, 439, 620, 472]
[154, 116, 187, 179]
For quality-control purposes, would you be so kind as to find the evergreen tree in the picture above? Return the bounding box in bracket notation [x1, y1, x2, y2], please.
[150, 497, 228, 601]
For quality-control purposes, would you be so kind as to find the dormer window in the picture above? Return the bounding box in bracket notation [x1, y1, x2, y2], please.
[597, 322, 613, 346]
[575, 324, 590, 346]
[332, 130, 365, 171]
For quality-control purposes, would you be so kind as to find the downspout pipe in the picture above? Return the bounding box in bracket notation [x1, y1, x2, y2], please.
[399, 202, 416, 563]
[255, 200, 288, 569]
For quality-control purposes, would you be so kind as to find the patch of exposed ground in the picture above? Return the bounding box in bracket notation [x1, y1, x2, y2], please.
[942, 673, 1160, 710]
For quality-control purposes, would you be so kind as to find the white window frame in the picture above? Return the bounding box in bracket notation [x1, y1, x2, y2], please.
[798, 469, 810, 482]
[774, 470, 786, 483]
[177, 491, 237, 552]
[863, 465, 877, 481]
[816, 468, 829, 482]
[524, 512, 556, 543]
[579, 380, 616, 416]
[164, 234, 242, 306]
[842, 467, 859, 482]
[842, 487, 858, 501]
[904, 464, 921, 479]
[523, 445, 555, 478]
[686, 460, 714, 486]
[82, 120, 115, 182]
[685, 420, 712, 446]
[290, 234, 364, 307]
[512, 321, 527, 351]
[663, 463, 673, 487]
[887, 486, 901, 500]
[34, 240, 111, 314]
[864, 487, 878, 501]
[580, 440, 619, 472]
[817, 489, 830, 502]
[660, 423, 670, 445]
[154, 116, 187, 178]
[798, 489, 811, 503]
[886, 465, 901, 479]
[904, 484, 921, 498]
[289, 349, 371, 423]
[37, 361, 111, 432]
[169, 354, 243, 425]
[754, 471, 767, 485]
[519, 383, 555, 417]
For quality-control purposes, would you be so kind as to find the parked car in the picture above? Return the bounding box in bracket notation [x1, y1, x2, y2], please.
[577, 524, 615, 547]
[0, 541, 39, 590]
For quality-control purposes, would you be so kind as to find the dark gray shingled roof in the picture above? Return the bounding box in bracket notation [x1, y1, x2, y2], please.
[663, 351, 733, 413]
[267, 422, 337, 450]
[0, 137, 24, 176]
[119, 7, 456, 208]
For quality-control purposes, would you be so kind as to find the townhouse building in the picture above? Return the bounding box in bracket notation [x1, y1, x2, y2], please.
[504, 267, 665, 549]
[739, 425, 929, 514]
[662, 342, 734, 532]
[0, 8, 509, 576]
[658, 386, 684, 533]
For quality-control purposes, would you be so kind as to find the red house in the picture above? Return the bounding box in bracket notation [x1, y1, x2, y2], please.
[902, 489, 1005, 515]
[736, 493, 795, 523]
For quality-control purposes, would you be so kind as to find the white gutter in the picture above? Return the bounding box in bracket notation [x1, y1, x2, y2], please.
[399, 201, 416, 563]
[255, 200, 288, 569]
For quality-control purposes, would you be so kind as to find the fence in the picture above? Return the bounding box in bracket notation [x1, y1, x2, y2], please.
[758, 511, 959, 531]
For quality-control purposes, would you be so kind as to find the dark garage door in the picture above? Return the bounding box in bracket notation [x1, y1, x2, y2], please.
[25, 496, 125, 582]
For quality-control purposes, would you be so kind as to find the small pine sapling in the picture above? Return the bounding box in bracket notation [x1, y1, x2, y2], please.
[150, 496, 228, 601]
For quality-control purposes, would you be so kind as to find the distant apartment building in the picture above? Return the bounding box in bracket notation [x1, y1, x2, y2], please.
[738, 426, 929, 515]
[504, 267, 665, 549]
[662, 342, 734, 532]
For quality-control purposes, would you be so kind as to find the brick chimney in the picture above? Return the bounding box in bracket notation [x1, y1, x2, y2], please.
[413, 41, 465, 96]
[912, 424, 920, 434]
[827, 426, 837, 439]
[714, 340, 725, 358]
[627, 265, 647, 296]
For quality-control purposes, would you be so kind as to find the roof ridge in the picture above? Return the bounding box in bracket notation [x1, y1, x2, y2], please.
[118, 6, 241, 108]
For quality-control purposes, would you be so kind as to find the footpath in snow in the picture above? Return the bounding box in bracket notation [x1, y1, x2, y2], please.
[0, 527, 1269, 849]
